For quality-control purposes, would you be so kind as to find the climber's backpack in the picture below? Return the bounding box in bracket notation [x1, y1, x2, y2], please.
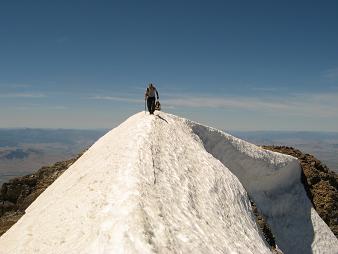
[155, 101, 161, 111]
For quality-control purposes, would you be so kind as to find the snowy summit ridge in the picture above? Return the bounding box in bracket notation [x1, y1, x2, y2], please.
[0, 112, 337, 254]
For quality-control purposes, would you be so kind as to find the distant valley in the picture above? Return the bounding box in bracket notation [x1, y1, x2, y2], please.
[0, 129, 107, 184]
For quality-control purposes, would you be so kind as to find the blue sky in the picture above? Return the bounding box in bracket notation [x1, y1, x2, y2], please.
[0, 0, 338, 131]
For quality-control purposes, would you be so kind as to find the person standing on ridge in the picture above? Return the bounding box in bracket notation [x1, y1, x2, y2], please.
[145, 83, 159, 114]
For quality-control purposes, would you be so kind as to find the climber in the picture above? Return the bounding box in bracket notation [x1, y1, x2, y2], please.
[144, 83, 159, 114]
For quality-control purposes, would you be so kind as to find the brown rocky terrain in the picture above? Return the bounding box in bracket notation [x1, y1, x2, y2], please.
[249, 198, 283, 253]
[0, 153, 83, 236]
[263, 145, 338, 238]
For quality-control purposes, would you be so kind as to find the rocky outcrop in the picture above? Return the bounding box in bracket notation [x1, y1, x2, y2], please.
[0, 153, 83, 236]
[249, 198, 284, 253]
[263, 146, 338, 238]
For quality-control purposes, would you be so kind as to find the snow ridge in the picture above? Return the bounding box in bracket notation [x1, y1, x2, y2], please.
[185, 116, 338, 254]
[0, 112, 337, 254]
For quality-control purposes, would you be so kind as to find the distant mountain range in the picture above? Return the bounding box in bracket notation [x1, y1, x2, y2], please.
[0, 128, 108, 147]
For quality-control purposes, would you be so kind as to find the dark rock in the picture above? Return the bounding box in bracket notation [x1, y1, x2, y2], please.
[308, 175, 321, 185]
[0, 201, 16, 214]
[0, 152, 84, 236]
[0, 211, 24, 236]
[18, 190, 44, 211]
[4, 184, 24, 203]
[250, 199, 276, 250]
[263, 145, 338, 238]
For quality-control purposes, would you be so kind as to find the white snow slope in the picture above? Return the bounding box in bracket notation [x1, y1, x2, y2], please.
[0, 112, 337, 254]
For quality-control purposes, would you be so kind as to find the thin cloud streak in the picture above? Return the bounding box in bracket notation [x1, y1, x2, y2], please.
[250, 87, 280, 92]
[14, 105, 67, 111]
[0, 83, 32, 88]
[89, 95, 143, 103]
[162, 93, 338, 117]
[0, 93, 46, 98]
[87, 92, 338, 118]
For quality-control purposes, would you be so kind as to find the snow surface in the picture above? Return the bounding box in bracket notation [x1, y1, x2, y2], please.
[188, 119, 338, 254]
[0, 112, 337, 254]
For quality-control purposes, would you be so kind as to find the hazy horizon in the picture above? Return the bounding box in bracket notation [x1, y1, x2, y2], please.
[2, 126, 338, 133]
[0, 128, 337, 186]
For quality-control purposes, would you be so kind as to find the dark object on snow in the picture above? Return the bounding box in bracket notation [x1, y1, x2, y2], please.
[155, 101, 161, 111]
[147, 97, 156, 114]
[145, 83, 159, 114]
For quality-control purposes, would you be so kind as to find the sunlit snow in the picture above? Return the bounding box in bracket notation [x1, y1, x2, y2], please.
[0, 112, 337, 254]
